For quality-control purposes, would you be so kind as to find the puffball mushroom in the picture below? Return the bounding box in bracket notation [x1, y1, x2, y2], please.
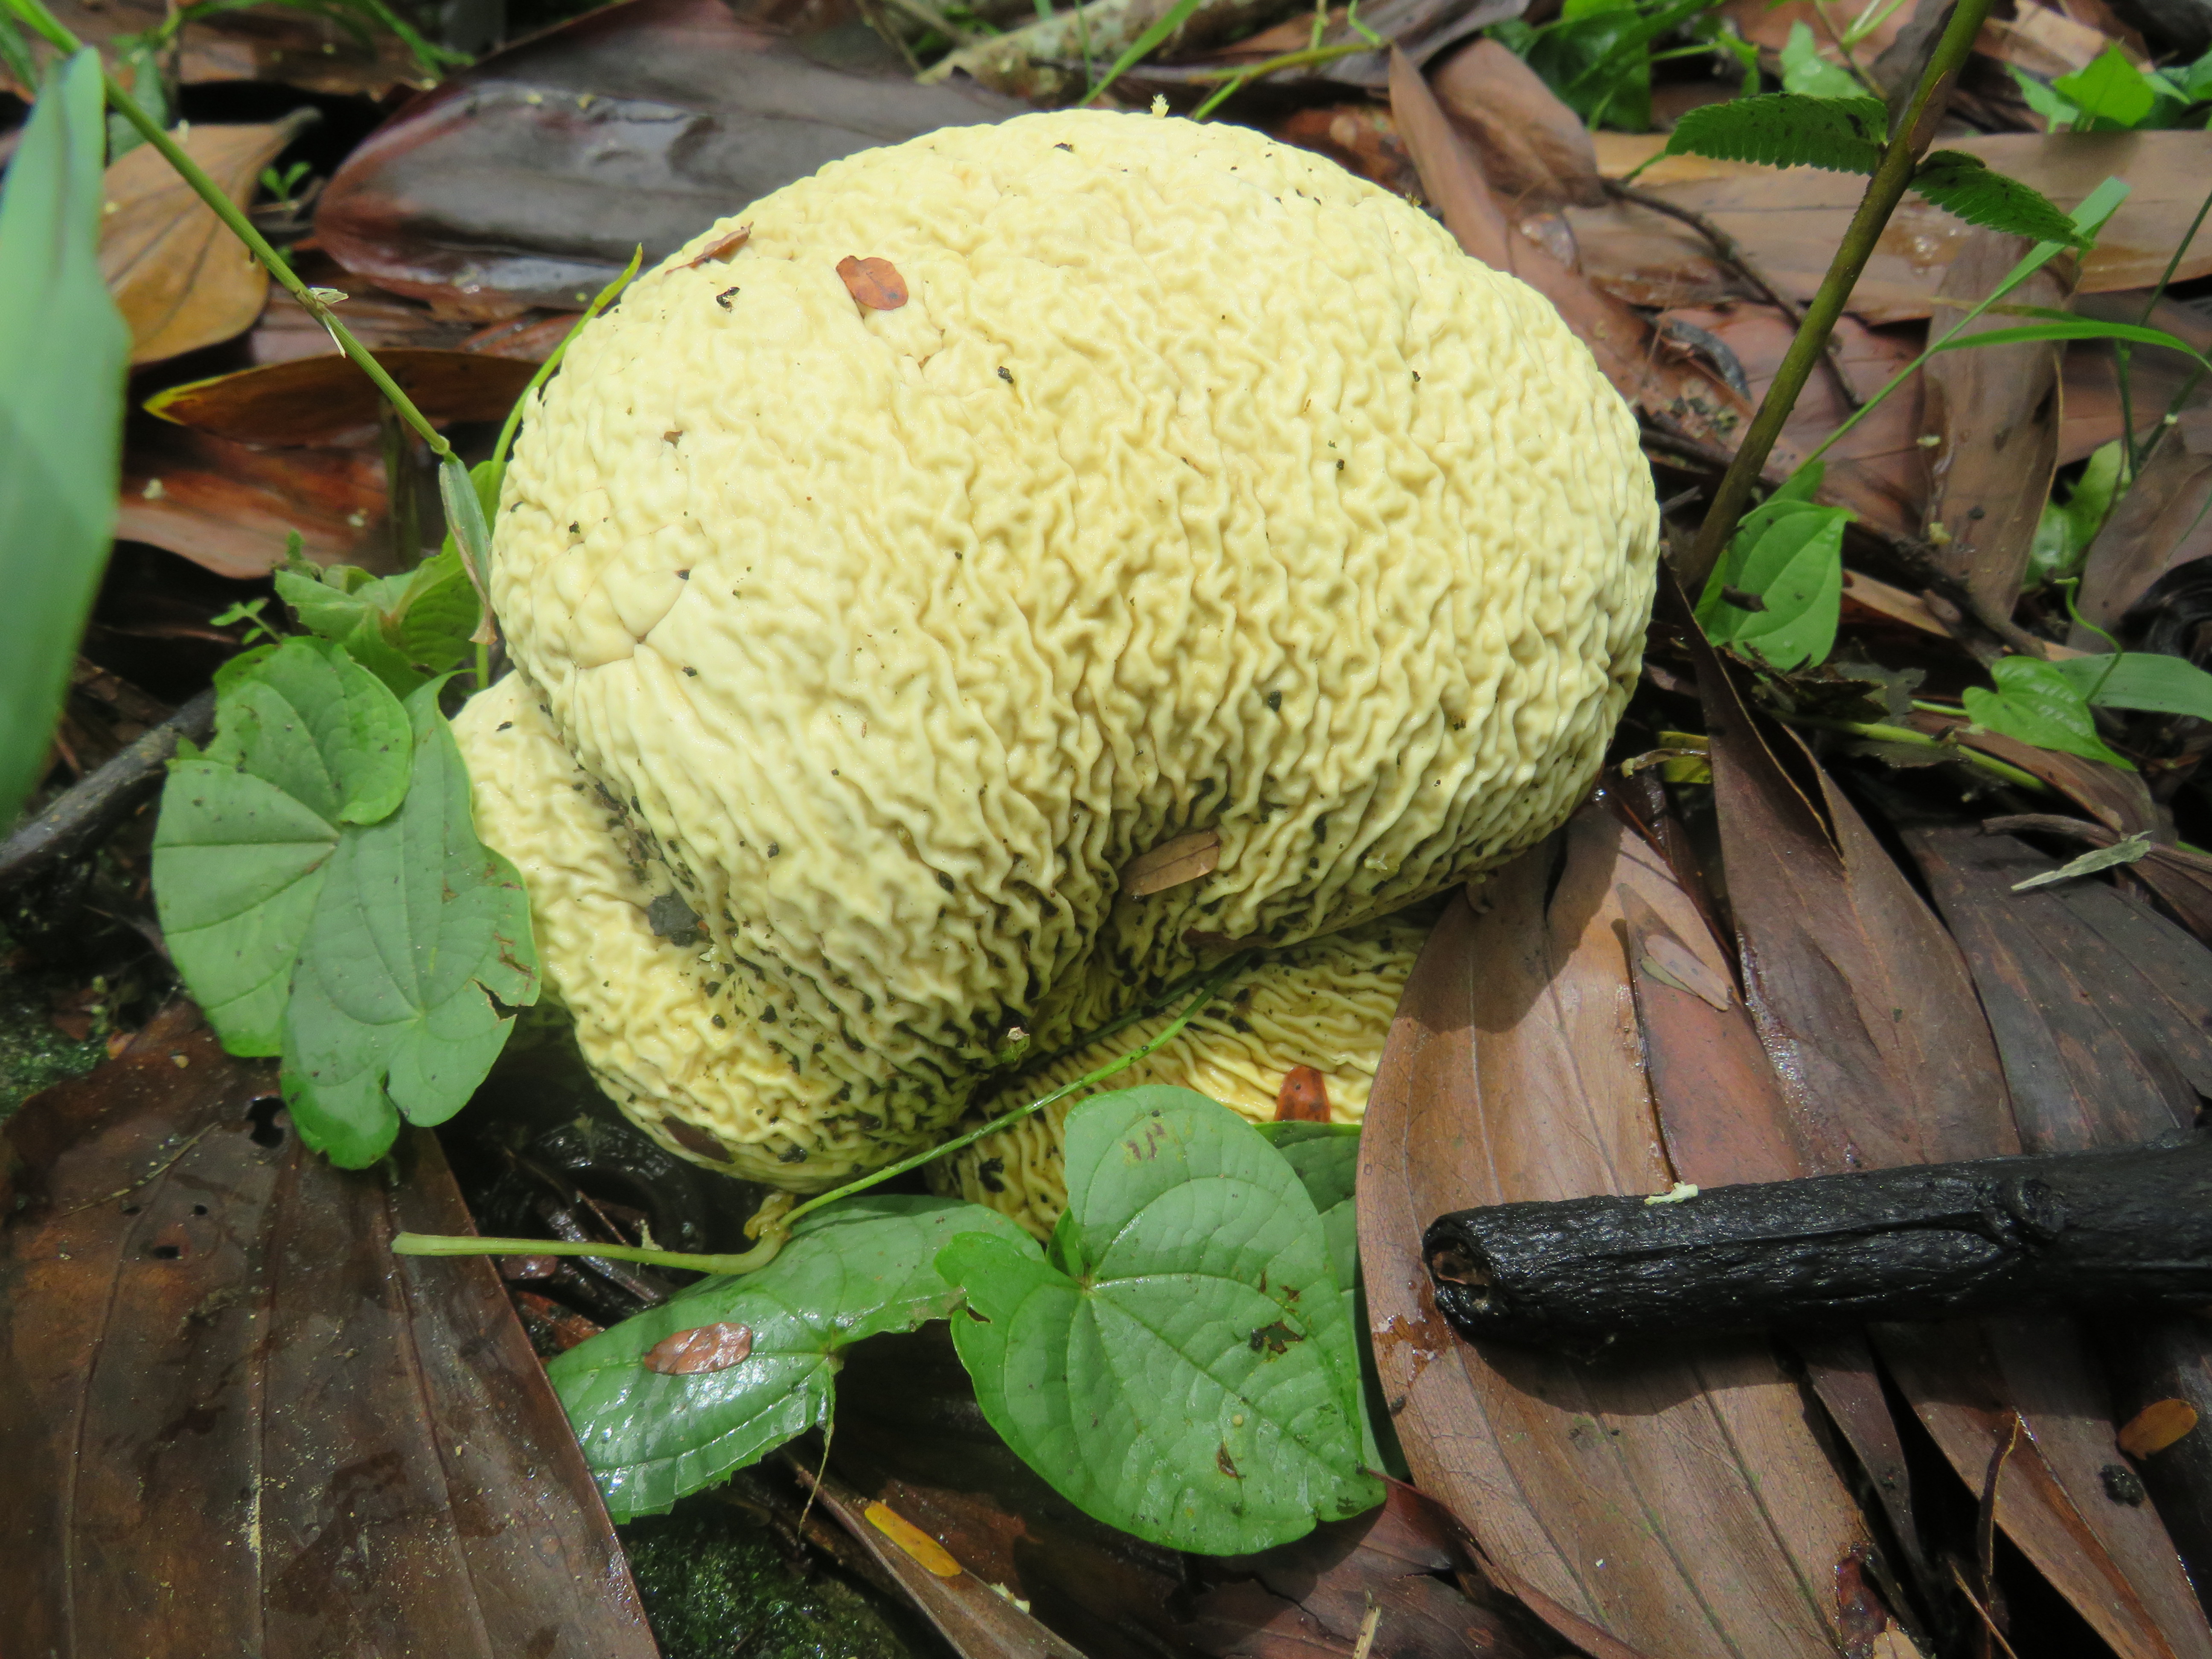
[450, 107, 1659, 1190]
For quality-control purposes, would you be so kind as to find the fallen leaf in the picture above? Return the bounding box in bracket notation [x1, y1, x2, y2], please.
[314, 0, 1019, 314]
[2074, 425, 2212, 640]
[1921, 713, 2161, 833]
[1358, 811, 1870, 1658]
[1977, 0, 2123, 77]
[1580, 130, 2212, 322]
[1269, 105, 1423, 199]
[1274, 1064, 1332, 1123]
[1920, 229, 2072, 624]
[1388, 49, 1752, 454]
[864, 1501, 962, 1578]
[0, 1004, 656, 1656]
[1428, 37, 1604, 209]
[118, 420, 391, 579]
[2122, 1400, 2202, 1460]
[643, 1319, 756, 1374]
[146, 348, 539, 448]
[1123, 829, 1223, 896]
[838, 255, 908, 311]
[101, 116, 311, 366]
[686, 224, 751, 267]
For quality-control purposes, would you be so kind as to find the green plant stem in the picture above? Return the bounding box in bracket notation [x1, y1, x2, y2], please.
[1780, 712, 2048, 790]
[395, 952, 1254, 1276]
[1189, 40, 1371, 117]
[5, 0, 455, 460]
[1679, 0, 1995, 592]
[779, 949, 1252, 1229]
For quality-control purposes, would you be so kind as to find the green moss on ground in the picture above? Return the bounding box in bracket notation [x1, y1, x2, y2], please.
[0, 925, 106, 1125]
[620, 1490, 943, 1659]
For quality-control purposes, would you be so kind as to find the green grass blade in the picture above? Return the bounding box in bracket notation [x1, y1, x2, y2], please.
[1082, 0, 1206, 107]
[0, 49, 131, 829]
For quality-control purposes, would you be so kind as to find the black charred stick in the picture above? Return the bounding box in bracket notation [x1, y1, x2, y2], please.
[1423, 1133, 2212, 1352]
[0, 687, 215, 892]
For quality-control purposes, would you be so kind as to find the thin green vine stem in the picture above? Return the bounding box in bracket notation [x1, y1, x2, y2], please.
[1678, 0, 1997, 592]
[1779, 711, 2048, 791]
[395, 952, 1255, 1275]
[5, 0, 455, 460]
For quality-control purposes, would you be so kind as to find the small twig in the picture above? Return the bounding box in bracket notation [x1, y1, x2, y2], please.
[1604, 180, 1862, 412]
[0, 688, 216, 893]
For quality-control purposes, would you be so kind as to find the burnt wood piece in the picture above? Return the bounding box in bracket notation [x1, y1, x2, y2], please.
[1424, 1132, 2212, 1350]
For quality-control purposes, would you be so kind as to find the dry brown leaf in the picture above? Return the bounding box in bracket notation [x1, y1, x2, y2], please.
[1919, 714, 2162, 833]
[687, 224, 752, 267]
[1976, 0, 2125, 78]
[1272, 1064, 1331, 1122]
[1580, 131, 2212, 322]
[1359, 811, 1871, 1659]
[118, 422, 390, 579]
[1122, 829, 1222, 896]
[1429, 38, 1604, 210]
[837, 255, 908, 311]
[145, 348, 539, 448]
[1269, 104, 1423, 199]
[100, 117, 309, 367]
[642, 1320, 755, 1374]
[1921, 231, 2073, 623]
[1388, 50, 1752, 454]
[2122, 1400, 2203, 1460]
[2075, 423, 2212, 638]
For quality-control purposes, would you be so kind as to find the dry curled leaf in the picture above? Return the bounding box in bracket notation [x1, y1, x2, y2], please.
[1122, 830, 1222, 896]
[642, 1321, 755, 1374]
[838, 256, 908, 311]
[686, 224, 751, 267]
[2122, 1399, 2202, 1460]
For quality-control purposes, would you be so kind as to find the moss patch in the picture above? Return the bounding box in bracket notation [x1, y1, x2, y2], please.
[0, 925, 106, 1125]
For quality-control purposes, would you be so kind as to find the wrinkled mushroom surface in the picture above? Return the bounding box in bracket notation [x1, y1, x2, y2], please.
[452, 108, 1657, 1187]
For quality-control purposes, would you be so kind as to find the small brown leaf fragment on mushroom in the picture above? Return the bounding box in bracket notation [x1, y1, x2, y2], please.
[2121, 1399, 2202, 1461]
[838, 255, 909, 311]
[686, 223, 751, 267]
[641, 1321, 755, 1374]
[1273, 1064, 1330, 1122]
[1121, 829, 1222, 896]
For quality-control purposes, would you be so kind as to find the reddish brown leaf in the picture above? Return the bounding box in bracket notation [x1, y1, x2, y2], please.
[1273, 1065, 1332, 1123]
[0, 1004, 655, 1658]
[1428, 38, 1604, 210]
[315, 0, 1017, 314]
[1919, 715, 2161, 834]
[1359, 811, 1869, 1658]
[2122, 1400, 2202, 1461]
[838, 255, 908, 311]
[643, 1320, 755, 1374]
[1268, 105, 1422, 199]
[118, 421, 390, 579]
[1388, 49, 1753, 456]
[1921, 230, 2072, 623]
[101, 116, 311, 367]
[145, 348, 539, 448]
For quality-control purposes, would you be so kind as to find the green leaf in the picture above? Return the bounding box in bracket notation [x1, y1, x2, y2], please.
[550, 1196, 1033, 1521]
[1697, 495, 1851, 671]
[940, 1087, 1384, 1555]
[1963, 655, 2133, 768]
[1083, 0, 1206, 108]
[1663, 92, 1886, 173]
[1911, 152, 2089, 246]
[1931, 317, 2207, 360]
[1778, 21, 1863, 97]
[2053, 43, 2159, 130]
[2007, 64, 2081, 128]
[2029, 439, 2123, 586]
[280, 684, 538, 1166]
[276, 550, 480, 697]
[152, 638, 413, 1055]
[0, 49, 131, 830]
[1255, 1122, 1360, 1301]
[2051, 651, 2212, 719]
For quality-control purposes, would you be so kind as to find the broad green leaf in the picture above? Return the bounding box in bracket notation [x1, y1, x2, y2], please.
[940, 1087, 1383, 1554]
[1663, 92, 1886, 174]
[0, 50, 131, 829]
[1911, 152, 2088, 247]
[153, 638, 412, 1054]
[1729, 506, 1849, 670]
[2053, 44, 2159, 130]
[550, 1197, 1034, 1521]
[1963, 655, 2132, 768]
[2029, 439, 2123, 586]
[2008, 64, 2081, 128]
[153, 761, 341, 1055]
[200, 636, 412, 826]
[1255, 1121, 1359, 1301]
[2052, 651, 2212, 719]
[1779, 22, 1862, 97]
[281, 684, 538, 1165]
[275, 550, 480, 696]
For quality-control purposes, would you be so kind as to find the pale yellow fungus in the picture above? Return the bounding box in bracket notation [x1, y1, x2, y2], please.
[452, 108, 1658, 1188]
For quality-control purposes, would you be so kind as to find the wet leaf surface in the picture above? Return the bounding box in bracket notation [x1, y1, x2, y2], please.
[118, 420, 390, 579]
[313, 0, 1021, 314]
[1357, 809, 1871, 1658]
[146, 347, 540, 448]
[0, 1002, 656, 1658]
